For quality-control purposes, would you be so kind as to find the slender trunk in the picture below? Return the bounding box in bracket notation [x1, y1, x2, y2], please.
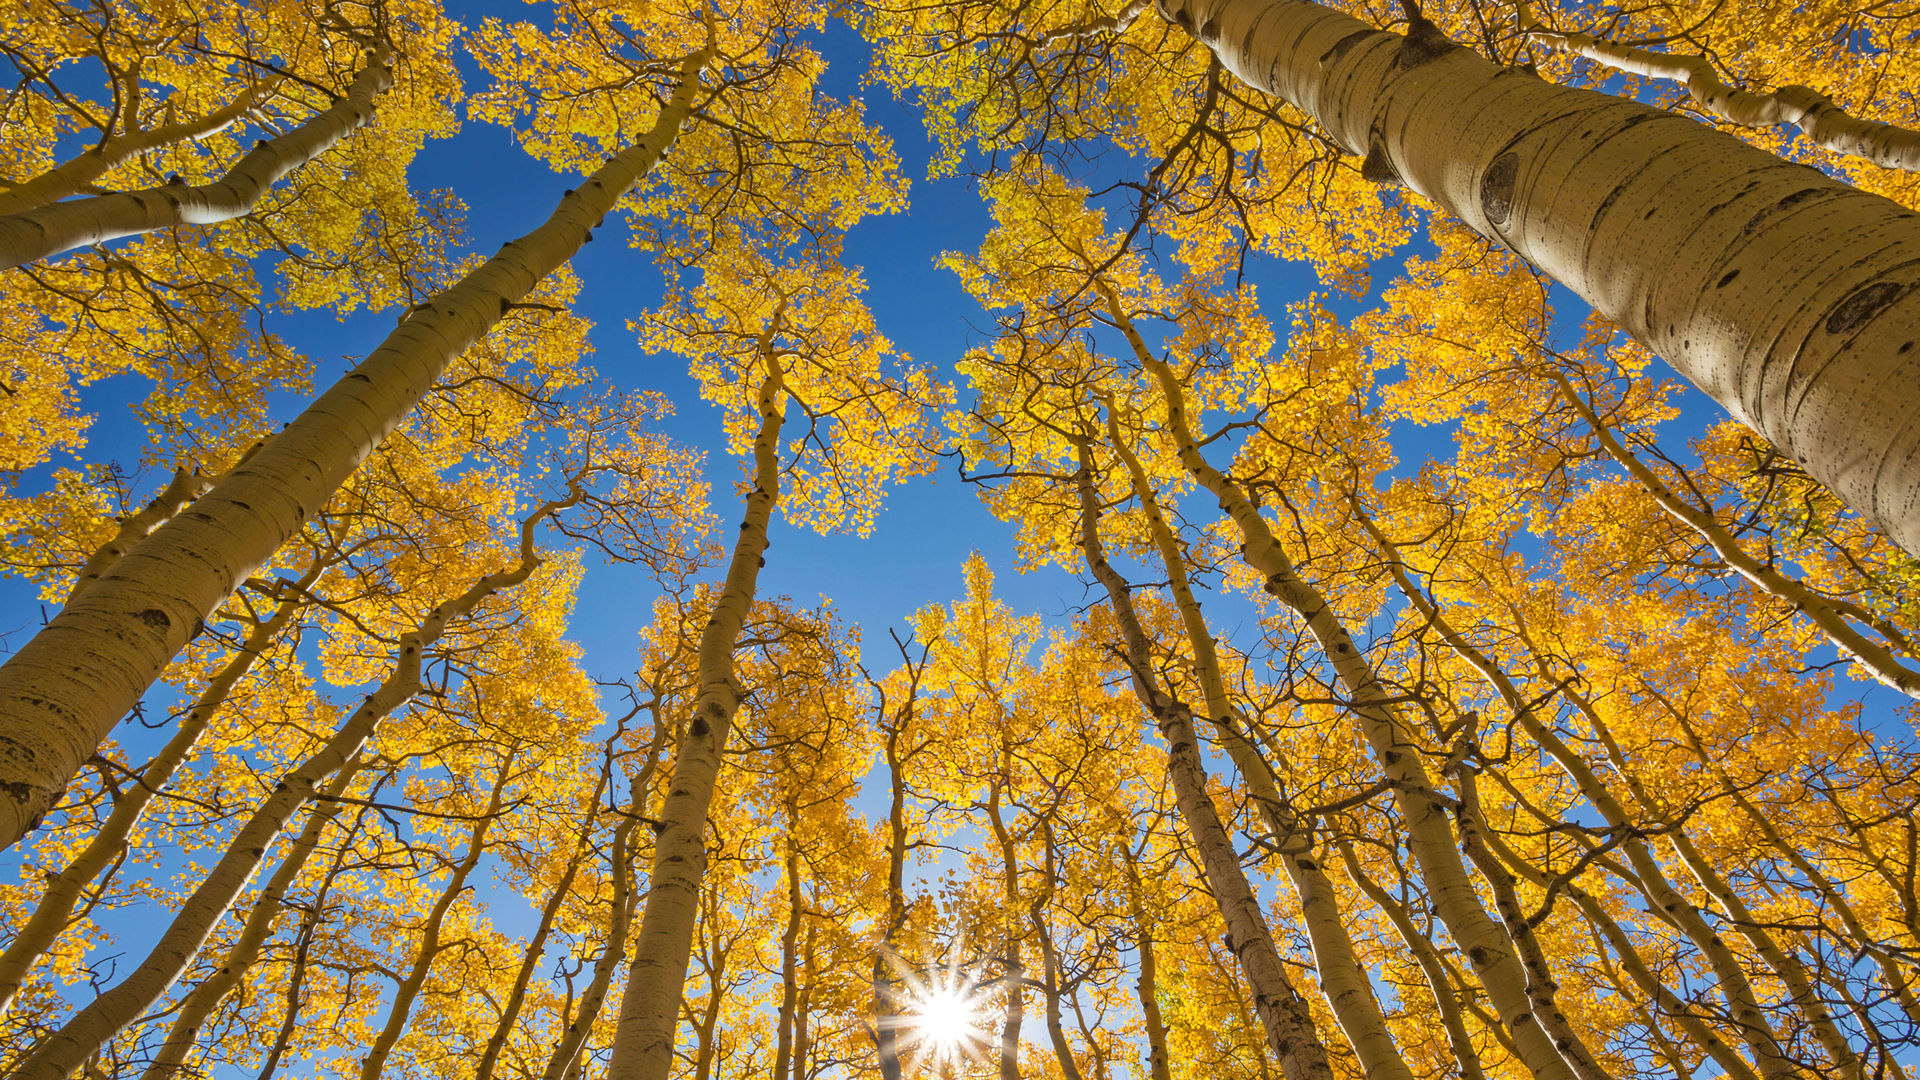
[0, 47, 712, 851]
[873, 667, 918, 1080]
[604, 338, 785, 1080]
[11, 494, 575, 1080]
[139, 758, 370, 1078]
[1033, 824, 1085, 1080]
[1356, 506, 1792, 1079]
[1129, 328, 1573, 1080]
[1450, 767, 1618, 1080]
[793, 928, 814, 1080]
[1163, 0, 1920, 558]
[1072, 439, 1335, 1080]
[538, 811, 645, 1080]
[0, 51, 387, 268]
[1121, 855, 1174, 1080]
[0, 552, 321, 1014]
[985, 763, 1024, 1080]
[0, 78, 280, 216]
[249, 845, 337, 1080]
[774, 830, 804, 1080]
[477, 721, 667, 1080]
[1570, 681, 1864, 1078]
[1101, 394, 1414, 1080]
[357, 751, 518, 1080]
[1334, 840, 1490, 1080]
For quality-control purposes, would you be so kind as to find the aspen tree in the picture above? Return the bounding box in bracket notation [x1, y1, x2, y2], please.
[0, 39, 714, 850]
[0, 546, 331, 1015]
[1071, 435, 1335, 1080]
[0, 43, 395, 270]
[9, 485, 584, 1080]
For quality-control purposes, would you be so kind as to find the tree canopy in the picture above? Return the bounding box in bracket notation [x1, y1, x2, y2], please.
[2, 0, 1920, 1078]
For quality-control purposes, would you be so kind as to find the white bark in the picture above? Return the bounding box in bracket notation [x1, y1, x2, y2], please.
[1073, 439, 1336, 1080]
[8, 493, 575, 1080]
[1162, 0, 1920, 559]
[0, 555, 321, 1016]
[1098, 386, 1414, 1080]
[1136, 354, 1577, 1080]
[67, 467, 215, 605]
[0, 52, 387, 269]
[1355, 506, 1793, 1080]
[1522, 21, 1920, 173]
[603, 339, 785, 1080]
[0, 77, 280, 217]
[138, 757, 369, 1079]
[0, 49, 710, 852]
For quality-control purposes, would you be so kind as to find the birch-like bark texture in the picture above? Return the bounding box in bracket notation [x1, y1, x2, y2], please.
[1520, 18, 1920, 173]
[138, 757, 369, 1079]
[1072, 439, 1335, 1080]
[1101, 317, 1416, 1080]
[1352, 504, 1793, 1080]
[1160, 0, 1920, 560]
[66, 466, 214, 604]
[0, 49, 388, 269]
[0, 556, 321, 1015]
[9, 493, 575, 1080]
[0, 77, 279, 217]
[1120, 851, 1175, 1080]
[540, 802, 647, 1080]
[1551, 373, 1920, 700]
[1334, 840, 1490, 1080]
[0, 48, 712, 853]
[1137, 355, 1579, 1080]
[604, 342, 785, 1080]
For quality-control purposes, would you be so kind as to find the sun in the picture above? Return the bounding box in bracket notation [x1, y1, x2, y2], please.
[914, 986, 978, 1050]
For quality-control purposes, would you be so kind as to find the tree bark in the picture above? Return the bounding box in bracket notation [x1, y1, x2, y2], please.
[1161, 0, 1920, 559]
[0, 48, 712, 852]
[0, 552, 321, 1015]
[9, 493, 575, 1080]
[0, 50, 388, 269]
[1072, 438, 1336, 1080]
[603, 337, 785, 1080]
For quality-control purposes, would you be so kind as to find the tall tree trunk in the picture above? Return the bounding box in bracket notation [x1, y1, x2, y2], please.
[985, 757, 1025, 1080]
[1160, 0, 1920, 559]
[774, 829, 805, 1080]
[477, 720, 666, 1080]
[1120, 853, 1174, 1080]
[1334, 840, 1491, 1080]
[138, 757, 371, 1079]
[0, 47, 712, 852]
[9, 494, 576, 1080]
[1133, 347, 1577, 1080]
[538, 806, 647, 1080]
[1099, 387, 1415, 1080]
[0, 49, 387, 269]
[0, 551, 323, 1015]
[604, 337, 786, 1080]
[1355, 505, 1793, 1080]
[1072, 438, 1335, 1080]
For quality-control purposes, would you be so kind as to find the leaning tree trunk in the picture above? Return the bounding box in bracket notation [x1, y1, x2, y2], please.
[1160, 0, 1920, 559]
[603, 340, 786, 1080]
[0, 48, 713, 853]
[9, 493, 576, 1080]
[1073, 439, 1336, 1080]
[0, 50, 388, 269]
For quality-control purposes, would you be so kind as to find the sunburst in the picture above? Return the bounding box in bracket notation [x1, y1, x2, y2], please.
[880, 945, 995, 1076]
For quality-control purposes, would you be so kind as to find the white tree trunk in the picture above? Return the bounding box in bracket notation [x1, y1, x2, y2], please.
[0, 51, 710, 852]
[0, 77, 280, 217]
[8, 494, 573, 1080]
[0, 52, 387, 269]
[1164, 0, 1920, 559]
[603, 343, 785, 1080]
[0, 556, 320, 1016]
[1073, 440, 1336, 1080]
